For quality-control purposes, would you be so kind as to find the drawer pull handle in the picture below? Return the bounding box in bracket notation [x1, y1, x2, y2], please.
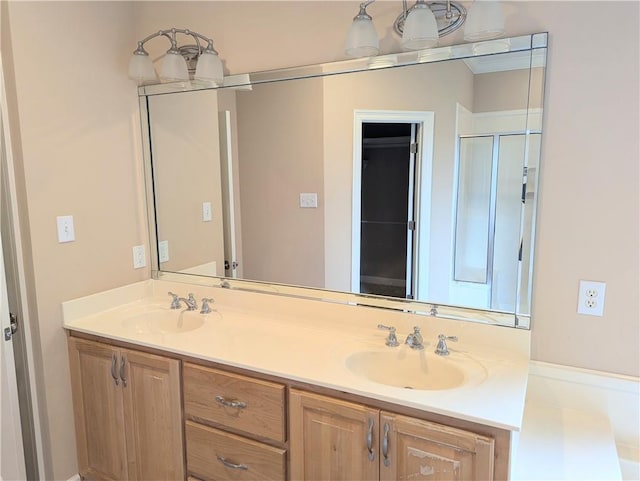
[382, 423, 391, 467]
[215, 395, 247, 409]
[216, 454, 248, 471]
[110, 354, 119, 386]
[119, 355, 127, 388]
[367, 418, 374, 461]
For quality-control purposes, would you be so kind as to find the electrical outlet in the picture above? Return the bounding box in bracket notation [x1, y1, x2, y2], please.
[577, 280, 606, 316]
[159, 240, 169, 263]
[132, 245, 146, 269]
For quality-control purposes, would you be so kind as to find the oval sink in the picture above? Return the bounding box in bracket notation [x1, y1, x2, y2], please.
[121, 309, 204, 334]
[346, 349, 485, 391]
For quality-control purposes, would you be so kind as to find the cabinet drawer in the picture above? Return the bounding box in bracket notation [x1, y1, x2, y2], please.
[184, 362, 286, 442]
[186, 420, 286, 481]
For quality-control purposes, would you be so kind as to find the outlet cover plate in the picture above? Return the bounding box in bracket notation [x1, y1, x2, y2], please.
[133, 245, 146, 269]
[577, 280, 606, 316]
[159, 240, 169, 263]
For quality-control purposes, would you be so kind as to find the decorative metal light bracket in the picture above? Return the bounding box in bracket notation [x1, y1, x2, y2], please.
[133, 28, 218, 74]
[394, 0, 466, 37]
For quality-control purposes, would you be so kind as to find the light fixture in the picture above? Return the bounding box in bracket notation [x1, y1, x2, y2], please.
[401, 0, 439, 50]
[345, 0, 505, 58]
[345, 0, 379, 57]
[464, 1, 505, 42]
[128, 28, 224, 85]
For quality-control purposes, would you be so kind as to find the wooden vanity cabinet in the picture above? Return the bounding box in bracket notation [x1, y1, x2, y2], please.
[290, 390, 496, 481]
[183, 362, 287, 481]
[68, 337, 184, 481]
[379, 412, 495, 481]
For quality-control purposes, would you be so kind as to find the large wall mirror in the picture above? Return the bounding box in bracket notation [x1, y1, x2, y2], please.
[139, 33, 547, 328]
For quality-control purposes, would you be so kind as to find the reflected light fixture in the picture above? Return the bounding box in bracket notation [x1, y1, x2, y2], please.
[128, 28, 224, 85]
[463, 1, 505, 42]
[345, 0, 505, 58]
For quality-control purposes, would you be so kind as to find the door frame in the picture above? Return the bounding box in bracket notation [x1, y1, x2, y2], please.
[351, 110, 435, 297]
[1, 50, 43, 479]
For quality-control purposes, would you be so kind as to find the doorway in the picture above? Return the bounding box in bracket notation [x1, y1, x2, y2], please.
[359, 122, 416, 298]
[351, 110, 434, 300]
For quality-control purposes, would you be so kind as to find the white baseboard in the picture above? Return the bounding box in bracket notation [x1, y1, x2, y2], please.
[66, 474, 81, 481]
[527, 361, 640, 465]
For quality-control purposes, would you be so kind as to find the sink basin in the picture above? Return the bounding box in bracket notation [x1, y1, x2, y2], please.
[346, 349, 485, 391]
[121, 309, 204, 334]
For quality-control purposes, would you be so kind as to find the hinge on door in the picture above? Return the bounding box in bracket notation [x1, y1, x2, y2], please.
[410, 143, 418, 154]
[408, 220, 416, 231]
[4, 313, 17, 341]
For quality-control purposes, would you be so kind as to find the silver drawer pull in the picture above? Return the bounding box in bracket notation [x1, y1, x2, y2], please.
[366, 418, 374, 461]
[216, 454, 248, 470]
[119, 355, 127, 388]
[215, 395, 247, 409]
[382, 423, 391, 467]
[111, 354, 119, 386]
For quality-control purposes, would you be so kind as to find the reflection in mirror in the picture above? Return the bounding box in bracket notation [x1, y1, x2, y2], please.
[141, 33, 547, 328]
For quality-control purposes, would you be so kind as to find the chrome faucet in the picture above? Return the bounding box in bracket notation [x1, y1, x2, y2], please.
[178, 293, 198, 311]
[200, 298, 214, 314]
[168, 292, 181, 309]
[405, 326, 424, 350]
[377, 324, 399, 347]
[434, 334, 458, 356]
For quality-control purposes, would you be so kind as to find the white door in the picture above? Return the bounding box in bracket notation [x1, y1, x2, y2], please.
[219, 110, 240, 278]
[0, 233, 26, 481]
[0, 52, 27, 481]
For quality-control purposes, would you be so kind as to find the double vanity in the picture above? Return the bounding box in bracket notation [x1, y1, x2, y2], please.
[63, 278, 530, 481]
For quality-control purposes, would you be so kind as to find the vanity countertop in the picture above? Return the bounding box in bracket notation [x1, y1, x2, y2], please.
[62, 279, 530, 432]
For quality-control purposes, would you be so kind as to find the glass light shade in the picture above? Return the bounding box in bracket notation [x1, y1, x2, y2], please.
[402, 5, 439, 50]
[128, 54, 156, 83]
[194, 51, 224, 84]
[345, 17, 379, 58]
[464, 1, 505, 42]
[160, 51, 189, 81]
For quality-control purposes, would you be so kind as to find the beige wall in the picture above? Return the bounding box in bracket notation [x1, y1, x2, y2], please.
[1, 1, 638, 479]
[4, 2, 144, 478]
[322, 60, 474, 298]
[236, 77, 325, 288]
[148, 90, 225, 274]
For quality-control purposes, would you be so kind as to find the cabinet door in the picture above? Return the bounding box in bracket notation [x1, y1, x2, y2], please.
[289, 389, 379, 481]
[380, 412, 495, 481]
[68, 338, 128, 481]
[122, 348, 185, 481]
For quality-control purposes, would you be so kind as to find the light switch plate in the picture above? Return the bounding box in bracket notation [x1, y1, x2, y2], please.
[202, 202, 212, 222]
[300, 193, 318, 208]
[56, 215, 75, 243]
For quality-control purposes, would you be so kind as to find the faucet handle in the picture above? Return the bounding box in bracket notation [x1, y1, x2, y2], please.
[201, 298, 214, 314]
[168, 292, 181, 309]
[435, 334, 458, 356]
[377, 324, 399, 347]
